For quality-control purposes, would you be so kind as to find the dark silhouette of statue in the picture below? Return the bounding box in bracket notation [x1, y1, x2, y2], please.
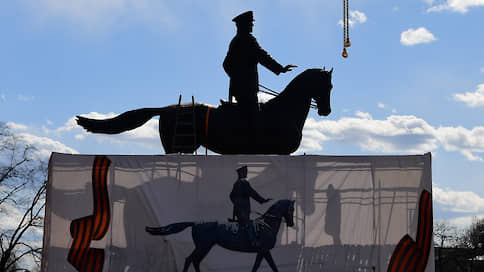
[229, 165, 271, 248]
[76, 68, 333, 154]
[75, 12, 334, 155]
[223, 11, 297, 118]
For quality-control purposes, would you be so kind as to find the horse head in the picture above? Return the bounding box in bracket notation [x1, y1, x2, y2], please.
[308, 67, 333, 117]
[264, 199, 295, 227]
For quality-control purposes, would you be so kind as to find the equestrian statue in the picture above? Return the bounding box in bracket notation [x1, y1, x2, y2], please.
[76, 11, 334, 154]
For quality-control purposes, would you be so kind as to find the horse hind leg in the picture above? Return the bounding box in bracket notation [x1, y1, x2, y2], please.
[158, 117, 174, 154]
[182, 251, 194, 272]
[183, 246, 212, 272]
[182, 248, 201, 272]
[264, 251, 279, 272]
[158, 113, 201, 154]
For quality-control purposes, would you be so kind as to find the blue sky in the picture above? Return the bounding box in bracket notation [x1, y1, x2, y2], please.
[1, 0, 484, 229]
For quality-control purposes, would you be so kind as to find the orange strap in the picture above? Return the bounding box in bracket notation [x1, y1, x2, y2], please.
[205, 107, 211, 138]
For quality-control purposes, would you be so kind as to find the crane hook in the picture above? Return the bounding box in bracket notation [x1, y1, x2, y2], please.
[342, 48, 348, 58]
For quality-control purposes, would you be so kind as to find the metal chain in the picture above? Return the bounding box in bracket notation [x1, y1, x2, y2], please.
[342, 0, 350, 58]
[343, 0, 347, 46]
[346, 0, 349, 45]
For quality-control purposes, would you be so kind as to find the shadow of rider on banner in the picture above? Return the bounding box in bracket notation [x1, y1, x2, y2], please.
[229, 165, 272, 248]
[223, 11, 297, 125]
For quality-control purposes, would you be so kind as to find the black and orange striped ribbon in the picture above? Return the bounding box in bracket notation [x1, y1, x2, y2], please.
[68, 155, 111, 272]
[386, 190, 433, 272]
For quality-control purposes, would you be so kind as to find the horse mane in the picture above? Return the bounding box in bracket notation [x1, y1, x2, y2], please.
[288, 68, 325, 87]
[263, 199, 290, 217]
[262, 68, 325, 107]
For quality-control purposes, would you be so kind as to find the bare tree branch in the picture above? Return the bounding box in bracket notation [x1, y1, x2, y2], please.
[0, 180, 29, 206]
[0, 124, 46, 271]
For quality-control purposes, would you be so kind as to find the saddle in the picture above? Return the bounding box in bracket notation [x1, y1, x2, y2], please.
[219, 99, 264, 112]
[227, 218, 238, 223]
[220, 99, 233, 106]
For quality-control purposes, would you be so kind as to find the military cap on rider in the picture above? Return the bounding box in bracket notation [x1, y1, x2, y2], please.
[236, 165, 248, 177]
[232, 11, 254, 24]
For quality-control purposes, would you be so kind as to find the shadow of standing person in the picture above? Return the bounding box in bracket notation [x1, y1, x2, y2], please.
[325, 184, 342, 245]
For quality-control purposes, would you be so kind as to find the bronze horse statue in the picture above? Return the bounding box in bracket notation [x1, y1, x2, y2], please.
[145, 199, 295, 272]
[76, 68, 333, 154]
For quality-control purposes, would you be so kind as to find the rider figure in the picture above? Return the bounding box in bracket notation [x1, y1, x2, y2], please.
[230, 165, 271, 248]
[223, 11, 296, 119]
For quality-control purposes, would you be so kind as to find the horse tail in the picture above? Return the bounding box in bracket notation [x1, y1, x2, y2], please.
[145, 222, 194, 236]
[76, 107, 167, 134]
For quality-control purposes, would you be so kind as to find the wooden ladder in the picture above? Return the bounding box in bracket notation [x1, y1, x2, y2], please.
[172, 95, 197, 153]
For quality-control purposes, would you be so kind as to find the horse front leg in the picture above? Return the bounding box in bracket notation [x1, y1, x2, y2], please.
[251, 252, 264, 272]
[264, 251, 279, 272]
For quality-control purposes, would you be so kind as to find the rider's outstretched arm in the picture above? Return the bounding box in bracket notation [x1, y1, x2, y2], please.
[250, 35, 285, 75]
[246, 182, 268, 204]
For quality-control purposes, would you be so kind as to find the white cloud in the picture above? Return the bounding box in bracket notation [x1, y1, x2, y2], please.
[338, 10, 367, 27]
[299, 112, 484, 161]
[0, 93, 5, 102]
[6, 122, 28, 131]
[2, 122, 78, 159]
[16, 133, 78, 159]
[436, 126, 484, 161]
[301, 113, 439, 154]
[378, 103, 397, 113]
[17, 94, 35, 101]
[481, 67, 484, 74]
[400, 27, 437, 46]
[355, 111, 372, 119]
[435, 215, 484, 230]
[13, 112, 161, 153]
[348, 10, 367, 26]
[299, 129, 328, 153]
[446, 215, 484, 229]
[258, 92, 275, 103]
[427, 0, 484, 13]
[28, 0, 177, 32]
[454, 84, 484, 107]
[0, 202, 24, 232]
[433, 185, 484, 213]
[432, 183, 484, 229]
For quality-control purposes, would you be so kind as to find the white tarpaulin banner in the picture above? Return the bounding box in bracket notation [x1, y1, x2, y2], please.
[42, 153, 434, 272]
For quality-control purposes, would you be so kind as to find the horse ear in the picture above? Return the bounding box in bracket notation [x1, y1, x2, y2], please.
[329, 68, 334, 74]
[322, 66, 326, 71]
